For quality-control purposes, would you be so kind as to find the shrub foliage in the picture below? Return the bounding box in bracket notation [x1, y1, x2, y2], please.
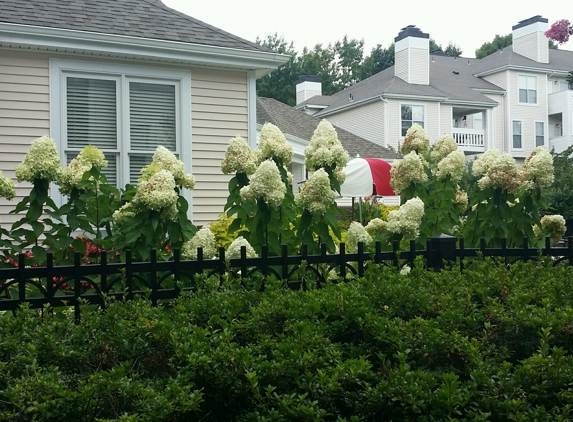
[2, 260, 573, 420]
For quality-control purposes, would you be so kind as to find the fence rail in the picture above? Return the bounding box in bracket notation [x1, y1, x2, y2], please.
[1, 236, 572, 318]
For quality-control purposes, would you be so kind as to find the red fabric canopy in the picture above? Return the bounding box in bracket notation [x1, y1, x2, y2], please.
[363, 158, 395, 196]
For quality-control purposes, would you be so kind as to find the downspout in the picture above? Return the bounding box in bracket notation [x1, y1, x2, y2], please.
[380, 96, 389, 148]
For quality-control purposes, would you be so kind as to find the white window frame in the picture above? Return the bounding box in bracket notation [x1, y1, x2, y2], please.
[534, 121, 545, 147]
[512, 120, 523, 150]
[50, 59, 192, 207]
[517, 74, 537, 105]
[400, 103, 425, 137]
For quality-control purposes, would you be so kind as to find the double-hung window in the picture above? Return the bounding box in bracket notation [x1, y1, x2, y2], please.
[518, 75, 537, 104]
[512, 120, 522, 149]
[535, 122, 545, 147]
[401, 104, 425, 136]
[51, 60, 191, 191]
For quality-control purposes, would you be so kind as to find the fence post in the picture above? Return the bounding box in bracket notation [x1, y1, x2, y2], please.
[427, 234, 457, 271]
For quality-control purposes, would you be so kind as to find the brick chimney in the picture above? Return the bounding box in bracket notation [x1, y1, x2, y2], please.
[394, 25, 430, 85]
[512, 15, 549, 63]
[296, 75, 322, 105]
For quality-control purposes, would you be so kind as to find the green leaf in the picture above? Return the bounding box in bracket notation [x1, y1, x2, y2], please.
[32, 245, 47, 265]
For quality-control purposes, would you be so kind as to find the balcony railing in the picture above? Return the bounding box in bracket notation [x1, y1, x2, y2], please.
[452, 128, 485, 149]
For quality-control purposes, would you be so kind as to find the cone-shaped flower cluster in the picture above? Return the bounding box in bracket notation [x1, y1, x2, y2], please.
[347, 221, 373, 252]
[142, 146, 195, 190]
[221, 136, 257, 175]
[295, 169, 335, 215]
[182, 227, 217, 260]
[132, 170, 179, 220]
[59, 145, 108, 195]
[400, 124, 430, 155]
[227, 236, 257, 258]
[386, 197, 425, 239]
[533, 215, 566, 246]
[305, 120, 349, 184]
[240, 160, 286, 206]
[436, 150, 465, 181]
[430, 135, 458, 163]
[258, 123, 293, 166]
[15, 136, 62, 183]
[390, 151, 428, 193]
[521, 146, 554, 190]
[0, 170, 15, 200]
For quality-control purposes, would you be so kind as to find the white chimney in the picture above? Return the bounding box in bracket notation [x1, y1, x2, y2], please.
[296, 75, 322, 105]
[512, 15, 549, 63]
[394, 25, 430, 85]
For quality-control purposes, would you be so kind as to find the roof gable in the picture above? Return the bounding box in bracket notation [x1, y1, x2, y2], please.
[0, 0, 269, 52]
[257, 97, 401, 160]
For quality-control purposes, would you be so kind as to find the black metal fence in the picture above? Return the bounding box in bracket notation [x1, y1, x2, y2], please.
[1, 236, 572, 318]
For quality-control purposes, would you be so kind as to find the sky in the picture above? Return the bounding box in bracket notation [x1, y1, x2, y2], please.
[162, 0, 572, 58]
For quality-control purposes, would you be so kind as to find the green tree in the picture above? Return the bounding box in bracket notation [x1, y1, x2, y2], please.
[360, 43, 394, 78]
[255, 34, 300, 106]
[476, 34, 558, 58]
[296, 43, 338, 95]
[444, 42, 463, 57]
[333, 36, 365, 89]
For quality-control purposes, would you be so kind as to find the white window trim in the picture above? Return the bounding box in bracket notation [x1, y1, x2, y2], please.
[511, 119, 524, 151]
[534, 120, 546, 147]
[517, 74, 538, 106]
[399, 102, 426, 138]
[49, 59, 192, 211]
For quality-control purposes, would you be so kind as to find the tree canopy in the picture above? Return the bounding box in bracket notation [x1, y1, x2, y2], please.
[256, 34, 463, 106]
[475, 34, 559, 59]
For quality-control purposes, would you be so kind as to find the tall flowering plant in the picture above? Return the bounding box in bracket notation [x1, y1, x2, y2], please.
[463, 147, 556, 247]
[391, 129, 465, 245]
[109, 147, 196, 261]
[545, 19, 572, 44]
[0, 170, 16, 249]
[223, 125, 295, 255]
[296, 120, 349, 253]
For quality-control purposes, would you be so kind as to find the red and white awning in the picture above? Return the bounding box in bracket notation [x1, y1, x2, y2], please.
[340, 157, 395, 198]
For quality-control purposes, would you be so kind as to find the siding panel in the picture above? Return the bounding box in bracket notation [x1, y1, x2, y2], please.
[191, 68, 248, 226]
[0, 52, 50, 229]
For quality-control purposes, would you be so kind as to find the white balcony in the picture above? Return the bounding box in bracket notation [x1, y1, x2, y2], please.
[452, 128, 485, 152]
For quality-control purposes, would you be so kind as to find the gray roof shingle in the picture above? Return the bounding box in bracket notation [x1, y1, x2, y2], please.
[472, 45, 573, 74]
[308, 54, 503, 115]
[257, 97, 401, 160]
[0, 0, 269, 52]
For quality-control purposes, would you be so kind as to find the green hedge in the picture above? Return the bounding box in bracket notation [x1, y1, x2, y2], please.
[2, 259, 573, 421]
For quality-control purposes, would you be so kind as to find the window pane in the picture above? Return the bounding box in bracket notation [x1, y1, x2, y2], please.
[401, 121, 411, 137]
[512, 121, 522, 148]
[513, 135, 522, 149]
[529, 89, 537, 104]
[412, 106, 424, 121]
[130, 82, 176, 152]
[518, 75, 526, 88]
[536, 122, 544, 146]
[401, 105, 412, 120]
[519, 89, 527, 103]
[129, 153, 154, 185]
[66, 77, 118, 150]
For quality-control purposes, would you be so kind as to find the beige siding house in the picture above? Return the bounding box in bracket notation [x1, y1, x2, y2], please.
[0, 0, 288, 227]
[296, 16, 573, 160]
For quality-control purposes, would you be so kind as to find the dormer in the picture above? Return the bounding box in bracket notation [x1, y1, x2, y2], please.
[394, 25, 430, 85]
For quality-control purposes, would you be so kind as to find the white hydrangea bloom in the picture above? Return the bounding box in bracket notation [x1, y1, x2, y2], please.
[0, 170, 15, 200]
[59, 145, 108, 195]
[475, 153, 521, 192]
[295, 168, 335, 215]
[386, 197, 425, 239]
[142, 146, 196, 190]
[454, 190, 469, 211]
[182, 227, 217, 260]
[347, 221, 373, 252]
[305, 120, 349, 172]
[365, 218, 388, 239]
[436, 150, 465, 181]
[390, 151, 428, 193]
[400, 265, 411, 276]
[221, 136, 257, 175]
[521, 146, 554, 189]
[400, 124, 430, 155]
[472, 150, 501, 176]
[239, 159, 286, 206]
[227, 236, 258, 258]
[132, 169, 178, 218]
[533, 215, 566, 245]
[15, 136, 62, 183]
[112, 202, 135, 225]
[258, 123, 293, 165]
[430, 135, 458, 163]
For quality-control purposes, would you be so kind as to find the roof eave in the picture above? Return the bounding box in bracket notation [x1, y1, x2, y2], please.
[475, 64, 570, 78]
[442, 99, 499, 107]
[0, 22, 290, 77]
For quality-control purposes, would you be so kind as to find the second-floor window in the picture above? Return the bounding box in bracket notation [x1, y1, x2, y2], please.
[512, 121, 522, 149]
[401, 104, 425, 136]
[535, 122, 545, 147]
[518, 75, 537, 104]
